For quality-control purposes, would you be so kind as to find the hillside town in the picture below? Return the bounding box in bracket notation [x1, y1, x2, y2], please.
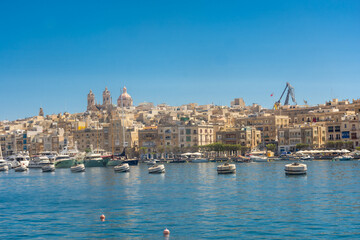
[1, 86, 360, 158]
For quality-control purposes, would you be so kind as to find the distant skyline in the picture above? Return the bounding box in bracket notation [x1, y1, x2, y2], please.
[1, 0, 359, 121]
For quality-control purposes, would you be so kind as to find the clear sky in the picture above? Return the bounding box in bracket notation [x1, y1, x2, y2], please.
[0, 0, 359, 120]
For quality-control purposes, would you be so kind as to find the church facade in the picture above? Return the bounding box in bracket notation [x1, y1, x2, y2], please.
[87, 87, 133, 111]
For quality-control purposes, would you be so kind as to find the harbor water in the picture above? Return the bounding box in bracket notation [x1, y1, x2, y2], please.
[1, 161, 360, 239]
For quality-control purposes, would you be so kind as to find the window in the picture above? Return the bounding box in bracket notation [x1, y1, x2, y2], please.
[328, 126, 334, 132]
[186, 129, 191, 135]
[335, 126, 340, 132]
[186, 136, 191, 142]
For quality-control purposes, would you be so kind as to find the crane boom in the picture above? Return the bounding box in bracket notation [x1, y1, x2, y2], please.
[273, 82, 297, 109]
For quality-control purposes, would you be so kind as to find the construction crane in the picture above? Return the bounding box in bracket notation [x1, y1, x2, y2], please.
[273, 82, 297, 110]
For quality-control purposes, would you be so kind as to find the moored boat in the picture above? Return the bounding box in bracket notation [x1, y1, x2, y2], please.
[14, 164, 28, 172]
[334, 155, 354, 161]
[28, 156, 51, 168]
[191, 158, 208, 163]
[250, 155, 268, 162]
[71, 163, 85, 172]
[0, 164, 9, 171]
[84, 153, 106, 167]
[148, 164, 165, 174]
[54, 155, 75, 168]
[285, 162, 307, 175]
[217, 163, 236, 174]
[114, 163, 130, 172]
[42, 163, 55, 172]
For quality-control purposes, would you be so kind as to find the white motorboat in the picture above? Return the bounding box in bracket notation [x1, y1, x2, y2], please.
[0, 158, 12, 170]
[285, 162, 307, 175]
[39, 151, 58, 162]
[71, 163, 85, 172]
[250, 155, 268, 162]
[114, 163, 130, 172]
[148, 164, 165, 174]
[217, 163, 236, 174]
[334, 155, 354, 161]
[28, 156, 51, 168]
[0, 164, 9, 171]
[191, 158, 209, 163]
[14, 164, 28, 172]
[42, 163, 55, 172]
[300, 155, 313, 161]
[146, 159, 159, 165]
[6, 154, 30, 168]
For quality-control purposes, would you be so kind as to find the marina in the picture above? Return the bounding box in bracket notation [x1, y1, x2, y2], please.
[1, 160, 360, 238]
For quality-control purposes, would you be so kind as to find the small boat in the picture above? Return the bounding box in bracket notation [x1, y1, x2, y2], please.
[148, 164, 165, 174]
[250, 155, 268, 162]
[217, 163, 236, 174]
[123, 159, 139, 166]
[42, 163, 55, 172]
[300, 155, 313, 161]
[334, 155, 354, 161]
[14, 164, 28, 172]
[146, 159, 159, 165]
[285, 162, 307, 175]
[191, 158, 208, 163]
[114, 163, 130, 172]
[71, 163, 85, 172]
[0, 165, 9, 171]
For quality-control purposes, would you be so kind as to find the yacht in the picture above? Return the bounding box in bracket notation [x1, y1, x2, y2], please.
[217, 163, 236, 174]
[42, 163, 55, 172]
[71, 163, 85, 172]
[84, 152, 106, 167]
[148, 164, 165, 174]
[54, 155, 75, 168]
[39, 151, 58, 162]
[28, 156, 51, 168]
[284, 162, 307, 175]
[0, 159, 9, 171]
[114, 163, 130, 172]
[146, 159, 160, 165]
[6, 154, 30, 168]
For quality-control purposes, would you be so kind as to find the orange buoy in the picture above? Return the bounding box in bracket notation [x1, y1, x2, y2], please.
[100, 214, 105, 221]
[163, 228, 170, 236]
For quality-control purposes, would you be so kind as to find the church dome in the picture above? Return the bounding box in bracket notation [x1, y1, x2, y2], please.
[117, 86, 133, 107]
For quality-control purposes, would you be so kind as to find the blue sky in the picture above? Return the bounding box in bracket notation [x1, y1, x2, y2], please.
[0, 0, 359, 120]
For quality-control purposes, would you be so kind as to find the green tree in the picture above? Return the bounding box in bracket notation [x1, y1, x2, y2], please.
[296, 143, 310, 150]
[266, 144, 277, 152]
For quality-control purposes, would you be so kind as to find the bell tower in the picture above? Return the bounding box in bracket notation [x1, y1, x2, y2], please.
[87, 90, 95, 111]
[102, 87, 111, 106]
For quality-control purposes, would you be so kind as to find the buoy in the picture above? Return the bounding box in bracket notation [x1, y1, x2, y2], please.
[100, 214, 105, 221]
[163, 228, 170, 236]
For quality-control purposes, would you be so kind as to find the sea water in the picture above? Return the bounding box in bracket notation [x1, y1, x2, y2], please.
[1, 161, 360, 239]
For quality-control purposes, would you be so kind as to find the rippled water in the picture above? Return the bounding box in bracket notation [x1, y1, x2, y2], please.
[1, 161, 360, 239]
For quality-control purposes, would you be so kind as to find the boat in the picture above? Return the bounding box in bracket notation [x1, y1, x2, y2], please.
[217, 163, 236, 174]
[114, 163, 130, 172]
[71, 163, 85, 172]
[28, 156, 51, 168]
[191, 158, 209, 163]
[300, 155, 313, 161]
[6, 154, 30, 168]
[14, 164, 28, 172]
[250, 155, 268, 162]
[54, 155, 75, 168]
[334, 155, 354, 161]
[38, 151, 58, 162]
[0, 165, 9, 171]
[284, 162, 307, 175]
[146, 159, 159, 165]
[84, 152, 106, 167]
[148, 164, 165, 173]
[42, 163, 55, 172]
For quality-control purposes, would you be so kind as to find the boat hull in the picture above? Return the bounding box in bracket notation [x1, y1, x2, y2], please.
[123, 159, 139, 166]
[106, 159, 122, 166]
[42, 164, 55, 172]
[55, 159, 75, 168]
[114, 163, 130, 172]
[84, 159, 106, 167]
[71, 164, 85, 172]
